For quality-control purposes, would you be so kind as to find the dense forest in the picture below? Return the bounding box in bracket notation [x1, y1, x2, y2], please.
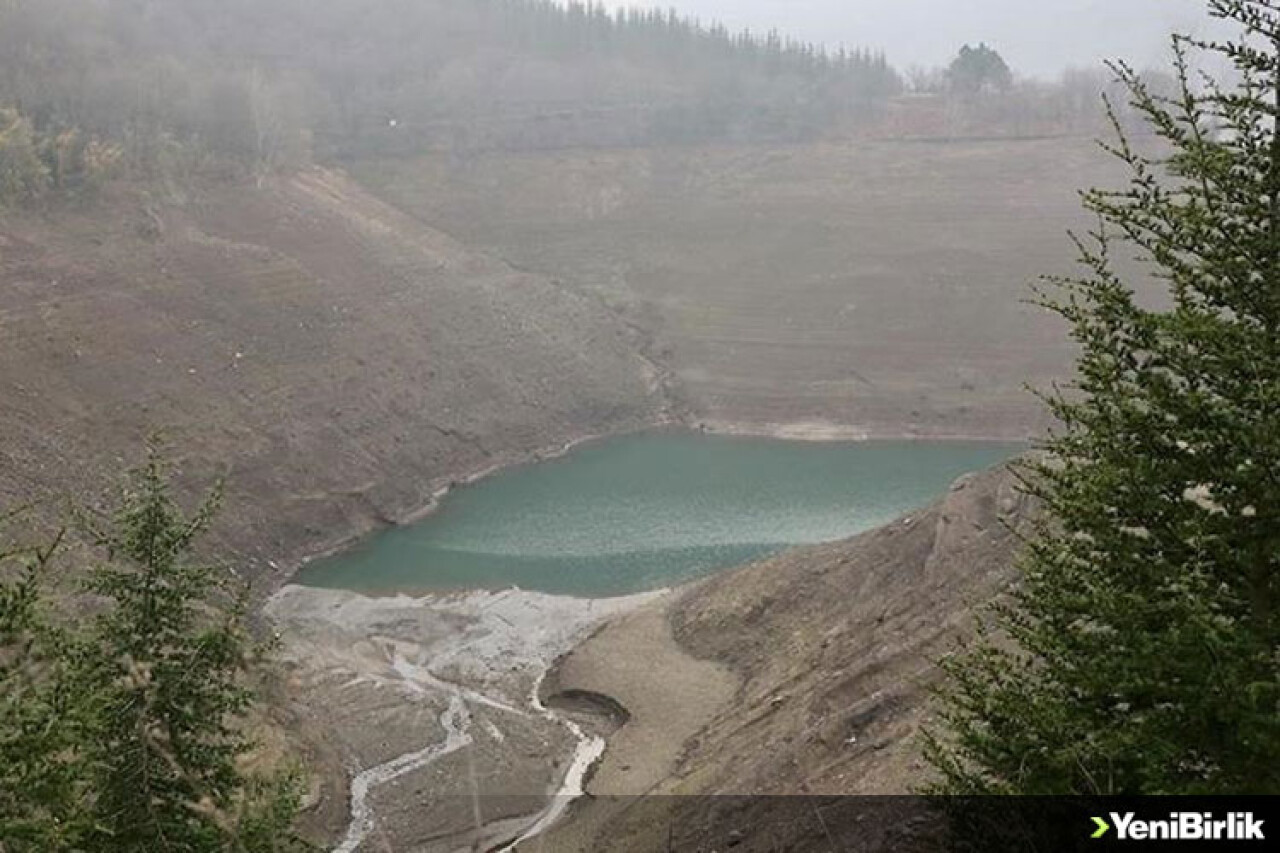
[0, 0, 900, 195]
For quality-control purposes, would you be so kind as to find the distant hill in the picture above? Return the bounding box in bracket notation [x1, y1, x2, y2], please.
[354, 136, 1130, 442]
[0, 0, 1158, 210]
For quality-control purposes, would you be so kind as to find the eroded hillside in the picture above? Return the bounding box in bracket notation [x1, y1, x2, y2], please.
[0, 169, 661, 582]
[355, 138, 1127, 439]
[540, 463, 1034, 851]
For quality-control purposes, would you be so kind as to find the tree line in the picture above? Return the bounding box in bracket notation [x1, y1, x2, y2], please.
[0, 0, 903, 205]
[0, 0, 1174, 208]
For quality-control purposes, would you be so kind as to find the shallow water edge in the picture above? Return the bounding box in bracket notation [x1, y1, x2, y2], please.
[278, 420, 1030, 593]
[295, 430, 1023, 597]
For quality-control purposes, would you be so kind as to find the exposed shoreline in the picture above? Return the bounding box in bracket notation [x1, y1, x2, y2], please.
[264, 584, 663, 851]
[265, 422, 1031, 850]
[699, 419, 1033, 444]
[275, 419, 678, 588]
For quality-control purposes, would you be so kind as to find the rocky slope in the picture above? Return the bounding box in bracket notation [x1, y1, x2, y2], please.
[0, 169, 661, 583]
[538, 462, 1035, 852]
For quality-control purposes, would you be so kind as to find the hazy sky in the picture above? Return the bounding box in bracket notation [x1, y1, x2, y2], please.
[602, 1, 1230, 79]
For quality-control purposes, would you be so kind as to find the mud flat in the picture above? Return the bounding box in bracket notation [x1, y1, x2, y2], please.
[526, 603, 740, 852]
[264, 585, 660, 851]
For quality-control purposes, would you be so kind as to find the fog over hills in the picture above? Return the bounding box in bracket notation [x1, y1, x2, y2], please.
[4, 0, 1271, 847]
[605, 0, 1227, 77]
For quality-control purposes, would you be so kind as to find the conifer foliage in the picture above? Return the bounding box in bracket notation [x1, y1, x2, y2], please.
[0, 443, 311, 851]
[926, 0, 1280, 795]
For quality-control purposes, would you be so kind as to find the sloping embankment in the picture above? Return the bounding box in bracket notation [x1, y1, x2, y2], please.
[537, 463, 1034, 852]
[354, 139, 1123, 440]
[0, 168, 662, 585]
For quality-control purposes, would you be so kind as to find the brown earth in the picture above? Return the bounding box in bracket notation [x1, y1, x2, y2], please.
[261, 585, 663, 850]
[0, 168, 661, 585]
[542, 606, 740, 797]
[2, 139, 1088, 850]
[352, 137, 1131, 440]
[536, 463, 1035, 852]
[1, 137, 1116, 574]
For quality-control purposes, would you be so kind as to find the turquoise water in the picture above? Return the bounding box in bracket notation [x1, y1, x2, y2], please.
[296, 433, 1020, 597]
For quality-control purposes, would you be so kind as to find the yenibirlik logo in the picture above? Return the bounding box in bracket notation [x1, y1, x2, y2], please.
[1091, 812, 1266, 842]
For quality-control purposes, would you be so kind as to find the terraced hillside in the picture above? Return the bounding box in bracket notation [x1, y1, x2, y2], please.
[0, 169, 661, 583]
[355, 137, 1128, 439]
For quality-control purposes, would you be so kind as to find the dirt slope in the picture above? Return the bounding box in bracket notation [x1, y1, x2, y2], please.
[354, 138, 1129, 439]
[541, 463, 1035, 851]
[0, 169, 660, 584]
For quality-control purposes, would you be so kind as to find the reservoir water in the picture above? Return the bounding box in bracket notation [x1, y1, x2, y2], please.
[297, 433, 1020, 598]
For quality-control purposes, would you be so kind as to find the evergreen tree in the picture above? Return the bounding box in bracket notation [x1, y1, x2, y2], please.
[926, 0, 1280, 795]
[0, 445, 312, 852]
[0, 108, 50, 204]
[948, 43, 1013, 95]
[76, 443, 310, 851]
[0, 524, 93, 850]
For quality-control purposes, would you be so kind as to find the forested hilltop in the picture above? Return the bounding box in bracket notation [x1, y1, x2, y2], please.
[0, 0, 899, 196]
[2, 0, 1167, 208]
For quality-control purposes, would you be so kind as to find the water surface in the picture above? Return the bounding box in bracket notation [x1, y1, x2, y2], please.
[298, 433, 1019, 597]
